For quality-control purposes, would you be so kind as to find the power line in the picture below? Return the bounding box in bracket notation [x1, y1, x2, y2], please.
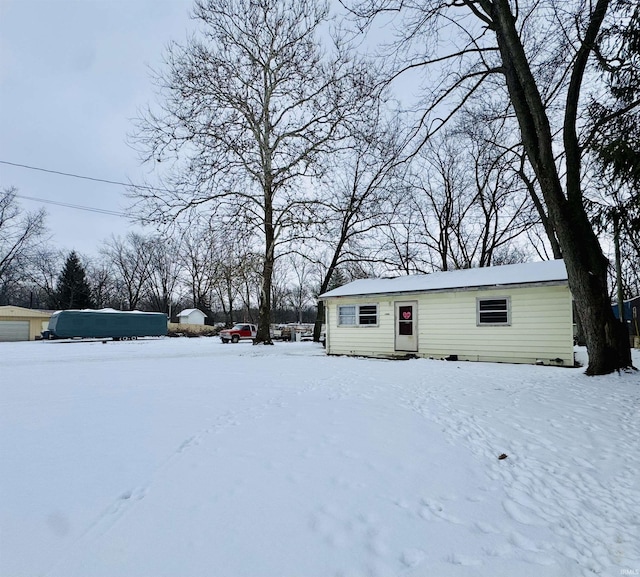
[0, 159, 132, 187]
[0, 158, 173, 217]
[0, 159, 172, 193]
[13, 193, 129, 217]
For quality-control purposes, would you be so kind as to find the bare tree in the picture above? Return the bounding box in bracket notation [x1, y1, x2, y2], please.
[144, 237, 184, 314]
[133, 0, 374, 343]
[284, 255, 314, 324]
[376, 196, 430, 275]
[406, 134, 474, 271]
[382, 128, 535, 273]
[351, 0, 633, 373]
[466, 128, 539, 266]
[271, 259, 293, 322]
[236, 250, 262, 323]
[22, 247, 62, 308]
[457, 94, 563, 259]
[179, 222, 220, 318]
[309, 108, 406, 339]
[211, 257, 240, 327]
[85, 257, 120, 309]
[101, 233, 154, 310]
[200, 226, 261, 326]
[0, 187, 48, 304]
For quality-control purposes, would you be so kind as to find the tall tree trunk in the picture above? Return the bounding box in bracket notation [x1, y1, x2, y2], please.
[256, 193, 274, 344]
[314, 270, 335, 343]
[226, 282, 234, 327]
[613, 211, 625, 323]
[313, 235, 347, 342]
[487, 0, 632, 374]
[313, 299, 326, 343]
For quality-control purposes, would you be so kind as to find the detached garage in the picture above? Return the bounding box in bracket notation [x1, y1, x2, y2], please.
[0, 306, 53, 342]
[319, 260, 574, 367]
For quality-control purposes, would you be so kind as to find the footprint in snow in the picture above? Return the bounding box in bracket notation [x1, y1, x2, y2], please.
[400, 548, 425, 568]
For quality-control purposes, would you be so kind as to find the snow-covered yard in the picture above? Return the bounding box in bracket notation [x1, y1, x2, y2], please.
[1, 338, 638, 577]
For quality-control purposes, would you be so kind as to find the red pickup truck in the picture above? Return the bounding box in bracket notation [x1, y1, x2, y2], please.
[219, 323, 257, 343]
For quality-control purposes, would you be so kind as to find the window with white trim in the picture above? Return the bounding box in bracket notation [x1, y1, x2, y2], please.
[338, 305, 356, 325]
[338, 304, 378, 326]
[477, 297, 511, 326]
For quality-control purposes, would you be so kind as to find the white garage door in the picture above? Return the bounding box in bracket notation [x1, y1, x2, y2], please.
[0, 320, 30, 342]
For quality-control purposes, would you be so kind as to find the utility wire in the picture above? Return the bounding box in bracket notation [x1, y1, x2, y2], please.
[2, 159, 539, 222]
[1, 159, 131, 188]
[13, 193, 128, 217]
[0, 159, 172, 193]
[0, 158, 170, 217]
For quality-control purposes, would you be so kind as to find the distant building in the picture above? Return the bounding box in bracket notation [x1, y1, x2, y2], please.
[177, 308, 207, 325]
[0, 306, 53, 341]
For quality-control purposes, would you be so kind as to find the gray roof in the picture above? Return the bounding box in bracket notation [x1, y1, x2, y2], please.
[320, 260, 568, 299]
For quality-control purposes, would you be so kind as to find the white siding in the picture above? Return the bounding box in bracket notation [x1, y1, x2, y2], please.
[327, 300, 396, 357]
[325, 284, 574, 366]
[178, 311, 206, 325]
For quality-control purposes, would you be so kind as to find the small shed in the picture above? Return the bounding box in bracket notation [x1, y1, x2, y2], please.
[177, 308, 207, 325]
[319, 260, 574, 366]
[0, 306, 53, 342]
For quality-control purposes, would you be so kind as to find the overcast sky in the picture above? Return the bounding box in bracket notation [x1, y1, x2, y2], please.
[0, 0, 194, 256]
[0, 0, 413, 260]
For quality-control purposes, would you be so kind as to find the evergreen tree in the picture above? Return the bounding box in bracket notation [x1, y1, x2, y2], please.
[326, 268, 348, 292]
[590, 1, 640, 189]
[49, 251, 94, 310]
[587, 1, 640, 309]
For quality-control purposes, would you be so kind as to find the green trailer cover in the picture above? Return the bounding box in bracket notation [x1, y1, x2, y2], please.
[48, 310, 168, 339]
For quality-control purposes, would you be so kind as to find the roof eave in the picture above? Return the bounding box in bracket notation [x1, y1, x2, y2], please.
[319, 278, 569, 300]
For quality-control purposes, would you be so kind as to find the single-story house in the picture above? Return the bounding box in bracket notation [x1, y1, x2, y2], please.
[177, 308, 207, 325]
[0, 306, 53, 342]
[319, 260, 574, 366]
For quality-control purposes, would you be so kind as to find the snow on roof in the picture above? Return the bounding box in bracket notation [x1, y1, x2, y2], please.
[320, 260, 568, 299]
[0, 306, 52, 317]
[178, 308, 206, 316]
[51, 309, 163, 315]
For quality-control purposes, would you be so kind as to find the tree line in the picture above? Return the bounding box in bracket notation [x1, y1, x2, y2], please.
[0, 215, 318, 325]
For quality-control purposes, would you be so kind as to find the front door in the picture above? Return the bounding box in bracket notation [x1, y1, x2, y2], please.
[395, 301, 418, 352]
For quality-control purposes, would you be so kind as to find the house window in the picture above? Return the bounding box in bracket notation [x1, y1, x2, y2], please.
[338, 304, 378, 326]
[359, 305, 378, 325]
[338, 305, 356, 325]
[477, 297, 510, 326]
